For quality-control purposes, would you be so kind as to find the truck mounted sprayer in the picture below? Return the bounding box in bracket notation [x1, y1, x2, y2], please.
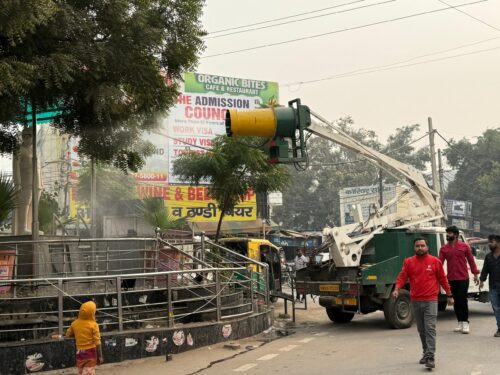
[225, 99, 489, 329]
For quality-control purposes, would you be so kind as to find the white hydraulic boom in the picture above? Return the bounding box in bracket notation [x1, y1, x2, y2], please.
[309, 111, 443, 267]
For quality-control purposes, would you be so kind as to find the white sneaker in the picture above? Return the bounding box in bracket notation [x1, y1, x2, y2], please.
[462, 321, 470, 334]
[454, 321, 463, 332]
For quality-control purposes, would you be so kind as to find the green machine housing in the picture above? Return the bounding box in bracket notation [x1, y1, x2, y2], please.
[361, 230, 440, 291]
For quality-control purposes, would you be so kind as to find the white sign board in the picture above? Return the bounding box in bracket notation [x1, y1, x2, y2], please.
[339, 184, 396, 225]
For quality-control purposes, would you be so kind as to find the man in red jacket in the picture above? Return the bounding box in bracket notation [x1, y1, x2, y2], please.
[439, 225, 479, 334]
[393, 238, 454, 369]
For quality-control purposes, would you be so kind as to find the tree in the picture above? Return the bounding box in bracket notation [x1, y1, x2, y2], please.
[137, 197, 187, 231]
[0, 0, 205, 233]
[38, 190, 60, 234]
[273, 119, 430, 230]
[382, 124, 429, 170]
[444, 129, 500, 233]
[173, 135, 291, 241]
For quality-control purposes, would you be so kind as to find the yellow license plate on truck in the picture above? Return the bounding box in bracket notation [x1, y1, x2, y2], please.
[334, 297, 357, 306]
[319, 284, 340, 292]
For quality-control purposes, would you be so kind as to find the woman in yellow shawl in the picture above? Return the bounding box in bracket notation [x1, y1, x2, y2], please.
[66, 301, 103, 375]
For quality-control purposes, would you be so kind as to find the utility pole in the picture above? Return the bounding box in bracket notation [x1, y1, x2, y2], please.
[427, 118, 441, 197]
[31, 103, 39, 242]
[90, 157, 97, 238]
[428, 118, 442, 226]
[438, 149, 444, 200]
[90, 158, 97, 272]
[31, 101, 39, 278]
[438, 149, 446, 224]
[378, 169, 383, 208]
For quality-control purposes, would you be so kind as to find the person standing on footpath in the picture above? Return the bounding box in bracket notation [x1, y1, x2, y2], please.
[479, 234, 500, 337]
[393, 238, 453, 369]
[294, 248, 308, 302]
[439, 225, 480, 334]
[66, 301, 103, 375]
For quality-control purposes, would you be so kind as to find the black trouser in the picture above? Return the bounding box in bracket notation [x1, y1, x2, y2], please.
[449, 279, 469, 322]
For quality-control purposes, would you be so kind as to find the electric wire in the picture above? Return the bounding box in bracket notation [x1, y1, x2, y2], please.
[205, 0, 397, 40]
[435, 130, 454, 147]
[207, 0, 367, 34]
[202, 0, 488, 58]
[437, 0, 500, 31]
[282, 36, 500, 87]
[384, 132, 430, 154]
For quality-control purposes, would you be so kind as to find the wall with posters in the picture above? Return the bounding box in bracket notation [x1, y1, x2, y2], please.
[136, 73, 279, 222]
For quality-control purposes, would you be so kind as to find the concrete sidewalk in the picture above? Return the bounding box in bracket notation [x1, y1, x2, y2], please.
[44, 295, 323, 375]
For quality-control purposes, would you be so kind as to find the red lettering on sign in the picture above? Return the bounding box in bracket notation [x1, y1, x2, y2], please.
[177, 95, 192, 105]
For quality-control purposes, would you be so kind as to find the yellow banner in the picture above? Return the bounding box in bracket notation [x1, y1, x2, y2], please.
[137, 184, 256, 222]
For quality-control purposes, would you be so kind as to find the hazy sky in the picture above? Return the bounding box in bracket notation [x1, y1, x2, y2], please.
[1, 0, 498, 173]
[199, 0, 500, 150]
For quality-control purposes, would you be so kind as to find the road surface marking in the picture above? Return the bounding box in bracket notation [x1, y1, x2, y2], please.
[233, 363, 257, 372]
[471, 364, 483, 375]
[298, 337, 315, 343]
[279, 344, 298, 352]
[314, 332, 327, 336]
[257, 353, 279, 361]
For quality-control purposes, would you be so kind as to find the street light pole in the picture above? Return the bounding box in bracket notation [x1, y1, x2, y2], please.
[31, 102, 39, 242]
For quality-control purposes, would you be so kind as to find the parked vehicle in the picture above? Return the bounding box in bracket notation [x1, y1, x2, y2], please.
[218, 238, 283, 298]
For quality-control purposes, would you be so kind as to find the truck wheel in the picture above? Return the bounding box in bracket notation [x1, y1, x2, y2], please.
[438, 300, 447, 312]
[326, 307, 355, 323]
[383, 289, 413, 329]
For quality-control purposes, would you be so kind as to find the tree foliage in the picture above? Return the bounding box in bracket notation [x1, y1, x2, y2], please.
[137, 197, 186, 231]
[0, 173, 17, 225]
[0, 0, 205, 171]
[173, 135, 291, 240]
[273, 119, 430, 230]
[38, 190, 59, 233]
[444, 128, 500, 233]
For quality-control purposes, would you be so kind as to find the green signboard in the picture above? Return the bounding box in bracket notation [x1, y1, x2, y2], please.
[184, 72, 279, 106]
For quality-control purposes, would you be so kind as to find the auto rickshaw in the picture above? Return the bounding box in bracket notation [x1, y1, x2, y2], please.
[218, 238, 282, 298]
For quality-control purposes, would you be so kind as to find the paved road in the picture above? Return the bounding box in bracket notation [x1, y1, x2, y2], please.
[48, 300, 499, 375]
[194, 302, 499, 375]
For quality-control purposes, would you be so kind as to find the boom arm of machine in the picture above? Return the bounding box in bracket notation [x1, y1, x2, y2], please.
[225, 100, 444, 267]
[308, 111, 443, 267]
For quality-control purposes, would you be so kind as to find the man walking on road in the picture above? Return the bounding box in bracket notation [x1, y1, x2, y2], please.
[479, 234, 500, 337]
[439, 225, 480, 334]
[393, 238, 453, 369]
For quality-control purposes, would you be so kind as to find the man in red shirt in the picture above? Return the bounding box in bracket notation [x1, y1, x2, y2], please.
[439, 225, 479, 334]
[393, 238, 453, 369]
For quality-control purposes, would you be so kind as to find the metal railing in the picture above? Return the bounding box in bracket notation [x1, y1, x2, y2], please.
[204, 239, 271, 306]
[0, 236, 271, 343]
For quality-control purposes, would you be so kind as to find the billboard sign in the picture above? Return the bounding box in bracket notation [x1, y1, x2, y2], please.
[65, 73, 275, 223]
[136, 185, 256, 222]
[339, 184, 396, 225]
[444, 199, 472, 218]
[136, 72, 278, 221]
